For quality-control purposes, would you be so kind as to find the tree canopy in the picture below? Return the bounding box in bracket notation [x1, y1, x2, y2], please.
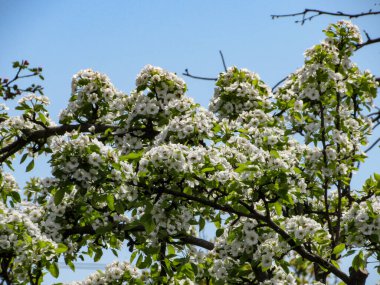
[0, 20, 379, 285]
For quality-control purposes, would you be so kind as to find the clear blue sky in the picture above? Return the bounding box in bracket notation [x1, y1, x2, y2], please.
[1, 0, 379, 283]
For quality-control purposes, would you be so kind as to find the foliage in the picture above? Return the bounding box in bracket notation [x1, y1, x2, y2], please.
[0, 21, 379, 285]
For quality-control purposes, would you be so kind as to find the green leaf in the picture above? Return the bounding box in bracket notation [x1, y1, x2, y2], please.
[5, 160, 14, 171]
[107, 195, 115, 211]
[54, 188, 66, 205]
[120, 151, 143, 160]
[114, 202, 125, 214]
[366, 201, 374, 216]
[270, 150, 280, 158]
[95, 224, 113, 234]
[38, 112, 47, 124]
[199, 217, 205, 231]
[140, 212, 155, 234]
[333, 244, 345, 255]
[183, 187, 192, 195]
[94, 249, 103, 262]
[26, 159, 35, 172]
[293, 167, 302, 174]
[342, 250, 356, 258]
[11, 191, 21, 203]
[167, 244, 175, 256]
[136, 254, 144, 269]
[274, 202, 282, 216]
[65, 259, 75, 272]
[130, 251, 138, 263]
[48, 262, 59, 278]
[216, 228, 224, 237]
[212, 123, 221, 133]
[352, 251, 365, 271]
[201, 167, 215, 173]
[235, 164, 249, 173]
[324, 30, 335, 38]
[20, 153, 28, 164]
[374, 173, 380, 182]
[56, 243, 68, 254]
[111, 249, 118, 257]
[331, 260, 340, 269]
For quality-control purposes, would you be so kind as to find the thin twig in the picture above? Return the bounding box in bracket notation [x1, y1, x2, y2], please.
[272, 76, 288, 90]
[365, 137, 380, 153]
[373, 121, 380, 130]
[182, 69, 217, 81]
[219, 50, 227, 72]
[356, 37, 380, 50]
[182, 51, 229, 81]
[271, 9, 380, 25]
[363, 30, 371, 41]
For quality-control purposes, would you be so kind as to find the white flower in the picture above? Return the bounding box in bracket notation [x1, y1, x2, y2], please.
[261, 253, 273, 268]
[146, 103, 159, 115]
[267, 135, 278, 146]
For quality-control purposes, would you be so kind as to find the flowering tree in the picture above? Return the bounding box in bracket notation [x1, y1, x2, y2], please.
[0, 21, 379, 285]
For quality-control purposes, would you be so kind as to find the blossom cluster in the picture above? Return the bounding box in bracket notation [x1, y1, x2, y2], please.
[285, 215, 330, 242]
[59, 69, 125, 124]
[209, 66, 272, 119]
[155, 106, 216, 145]
[276, 20, 377, 192]
[0, 169, 19, 204]
[67, 260, 141, 285]
[50, 134, 134, 190]
[150, 195, 194, 238]
[0, 20, 378, 285]
[342, 196, 380, 246]
[114, 67, 209, 155]
[0, 93, 55, 161]
[135, 64, 186, 101]
[0, 201, 62, 282]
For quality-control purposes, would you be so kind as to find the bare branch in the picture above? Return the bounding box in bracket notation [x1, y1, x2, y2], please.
[0, 123, 116, 164]
[63, 223, 214, 250]
[172, 235, 214, 250]
[365, 137, 380, 153]
[272, 76, 288, 90]
[356, 36, 380, 50]
[271, 9, 380, 25]
[182, 50, 229, 81]
[219, 50, 227, 72]
[182, 69, 217, 81]
[363, 30, 371, 41]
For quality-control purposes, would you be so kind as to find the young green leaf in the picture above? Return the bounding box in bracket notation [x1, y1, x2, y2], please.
[48, 262, 59, 278]
[26, 159, 35, 172]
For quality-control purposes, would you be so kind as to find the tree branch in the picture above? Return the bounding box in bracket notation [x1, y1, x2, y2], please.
[271, 9, 380, 25]
[365, 137, 380, 153]
[182, 50, 228, 81]
[0, 123, 116, 164]
[272, 76, 288, 90]
[182, 69, 217, 81]
[356, 36, 380, 50]
[62, 223, 214, 251]
[172, 235, 214, 250]
[219, 50, 227, 72]
[161, 188, 351, 284]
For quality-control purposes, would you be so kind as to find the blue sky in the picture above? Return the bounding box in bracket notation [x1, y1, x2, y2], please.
[1, 0, 380, 283]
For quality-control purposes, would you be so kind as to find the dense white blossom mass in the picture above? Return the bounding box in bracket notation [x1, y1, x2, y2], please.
[0, 20, 379, 284]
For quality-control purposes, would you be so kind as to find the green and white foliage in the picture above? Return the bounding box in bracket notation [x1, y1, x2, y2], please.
[0, 21, 379, 285]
